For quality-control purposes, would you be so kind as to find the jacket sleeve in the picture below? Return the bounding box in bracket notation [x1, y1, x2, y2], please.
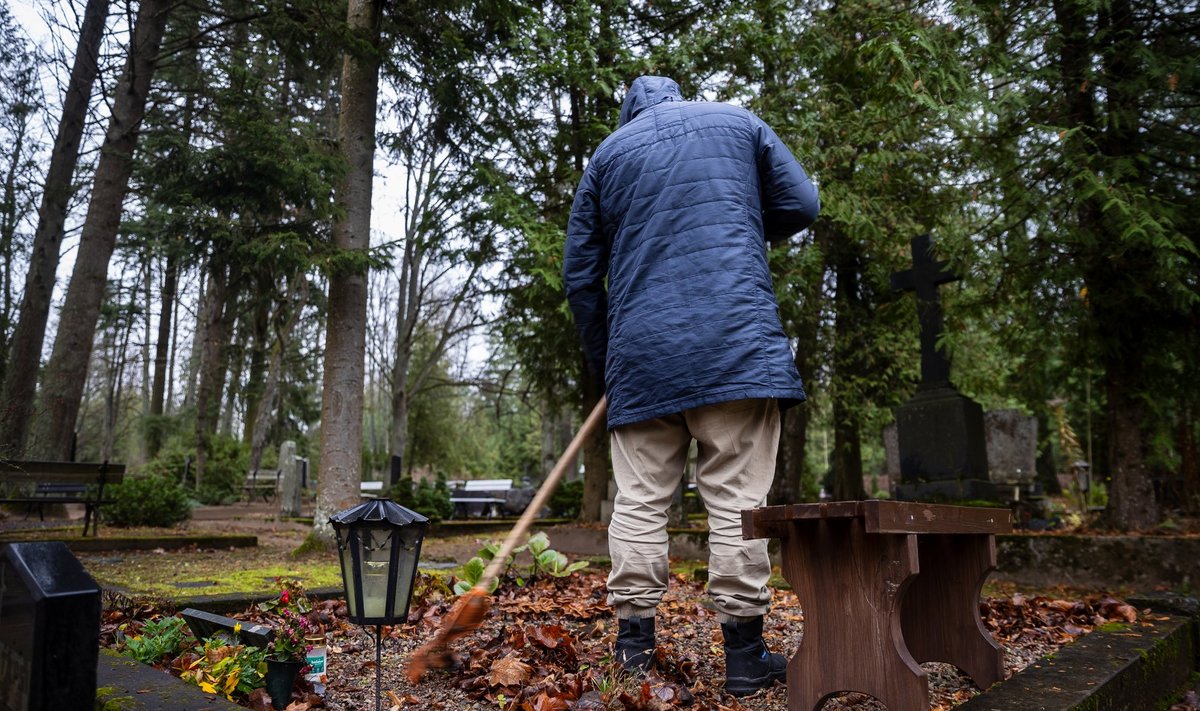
[563, 163, 609, 389]
[755, 120, 820, 242]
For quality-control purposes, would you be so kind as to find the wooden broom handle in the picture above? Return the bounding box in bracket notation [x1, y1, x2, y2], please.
[479, 396, 608, 586]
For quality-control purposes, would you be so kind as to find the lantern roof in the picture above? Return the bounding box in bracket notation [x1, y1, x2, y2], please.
[328, 498, 430, 528]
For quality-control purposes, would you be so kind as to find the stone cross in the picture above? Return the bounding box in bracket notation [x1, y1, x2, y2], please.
[891, 234, 960, 386]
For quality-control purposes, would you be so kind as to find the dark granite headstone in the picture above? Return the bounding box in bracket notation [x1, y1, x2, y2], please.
[0, 542, 101, 711]
[890, 235, 992, 501]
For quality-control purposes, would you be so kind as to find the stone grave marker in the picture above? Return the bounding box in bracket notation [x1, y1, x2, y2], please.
[882, 411, 1040, 499]
[0, 541, 101, 711]
[983, 409, 1038, 492]
[277, 440, 302, 518]
[890, 234, 992, 501]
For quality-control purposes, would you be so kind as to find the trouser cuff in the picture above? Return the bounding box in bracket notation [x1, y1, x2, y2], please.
[717, 611, 762, 624]
[615, 604, 657, 620]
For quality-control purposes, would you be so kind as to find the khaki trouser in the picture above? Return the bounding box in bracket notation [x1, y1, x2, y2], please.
[607, 398, 779, 623]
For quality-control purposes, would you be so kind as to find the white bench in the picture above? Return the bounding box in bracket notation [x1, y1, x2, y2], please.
[450, 479, 513, 518]
[360, 480, 385, 498]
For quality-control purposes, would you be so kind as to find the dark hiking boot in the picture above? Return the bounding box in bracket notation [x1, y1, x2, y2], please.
[615, 616, 656, 673]
[721, 616, 787, 696]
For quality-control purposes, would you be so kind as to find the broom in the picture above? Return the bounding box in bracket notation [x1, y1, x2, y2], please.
[406, 396, 608, 683]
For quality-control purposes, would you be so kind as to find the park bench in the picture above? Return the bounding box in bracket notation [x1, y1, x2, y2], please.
[742, 500, 1011, 711]
[0, 460, 126, 536]
[360, 480, 385, 498]
[450, 478, 513, 518]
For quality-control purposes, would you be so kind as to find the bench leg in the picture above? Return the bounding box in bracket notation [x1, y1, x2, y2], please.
[900, 534, 1004, 690]
[82, 504, 96, 537]
[781, 519, 928, 711]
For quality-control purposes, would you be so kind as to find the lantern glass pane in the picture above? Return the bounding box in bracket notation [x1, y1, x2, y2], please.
[361, 528, 393, 619]
[335, 529, 359, 618]
[390, 526, 422, 617]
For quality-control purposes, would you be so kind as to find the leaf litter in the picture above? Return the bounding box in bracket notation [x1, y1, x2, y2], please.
[100, 569, 1151, 710]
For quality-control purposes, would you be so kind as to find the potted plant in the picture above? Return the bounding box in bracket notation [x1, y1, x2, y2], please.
[264, 604, 314, 709]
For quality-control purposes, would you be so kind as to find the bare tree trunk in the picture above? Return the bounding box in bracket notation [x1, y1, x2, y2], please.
[1105, 376, 1158, 529]
[147, 251, 178, 455]
[194, 258, 231, 491]
[829, 235, 867, 502]
[579, 360, 607, 522]
[241, 280, 272, 446]
[312, 0, 383, 546]
[29, 0, 170, 460]
[181, 267, 205, 412]
[248, 275, 309, 477]
[387, 239, 418, 485]
[0, 0, 109, 457]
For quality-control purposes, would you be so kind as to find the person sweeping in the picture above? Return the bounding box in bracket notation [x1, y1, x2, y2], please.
[562, 75, 820, 697]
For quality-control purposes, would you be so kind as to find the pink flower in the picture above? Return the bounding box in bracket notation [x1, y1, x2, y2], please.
[281, 589, 290, 604]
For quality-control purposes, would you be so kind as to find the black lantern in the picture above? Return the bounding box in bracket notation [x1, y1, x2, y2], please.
[330, 498, 429, 710]
[330, 498, 429, 625]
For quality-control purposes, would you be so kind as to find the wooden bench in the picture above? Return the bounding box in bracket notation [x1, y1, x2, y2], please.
[742, 500, 1011, 711]
[0, 460, 126, 536]
[243, 469, 280, 502]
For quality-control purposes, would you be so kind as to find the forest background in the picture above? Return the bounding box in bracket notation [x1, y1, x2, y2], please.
[0, 0, 1195, 540]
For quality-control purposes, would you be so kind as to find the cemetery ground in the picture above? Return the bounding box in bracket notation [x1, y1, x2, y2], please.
[3, 502, 1200, 710]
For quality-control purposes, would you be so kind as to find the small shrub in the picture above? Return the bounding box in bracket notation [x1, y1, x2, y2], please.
[387, 474, 452, 522]
[142, 434, 247, 505]
[549, 479, 583, 519]
[196, 436, 248, 505]
[106, 474, 192, 527]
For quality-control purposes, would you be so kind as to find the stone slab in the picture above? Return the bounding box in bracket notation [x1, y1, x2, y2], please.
[956, 612, 1197, 711]
[96, 649, 241, 710]
[995, 534, 1200, 590]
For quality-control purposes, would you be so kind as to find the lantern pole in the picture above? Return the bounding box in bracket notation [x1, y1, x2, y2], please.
[362, 622, 383, 711]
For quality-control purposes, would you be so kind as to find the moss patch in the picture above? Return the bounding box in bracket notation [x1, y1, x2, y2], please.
[95, 685, 138, 710]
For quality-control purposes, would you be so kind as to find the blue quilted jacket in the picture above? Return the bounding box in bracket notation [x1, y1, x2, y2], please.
[564, 76, 820, 429]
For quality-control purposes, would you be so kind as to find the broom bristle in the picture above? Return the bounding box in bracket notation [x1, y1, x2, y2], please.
[405, 588, 493, 683]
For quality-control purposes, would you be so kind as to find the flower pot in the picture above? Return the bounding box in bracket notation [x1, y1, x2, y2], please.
[265, 657, 305, 710]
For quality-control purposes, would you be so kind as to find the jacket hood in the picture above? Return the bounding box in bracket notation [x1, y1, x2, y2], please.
[618, 76, 683, 127]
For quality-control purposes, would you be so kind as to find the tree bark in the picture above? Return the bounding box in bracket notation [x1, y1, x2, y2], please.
[0, 0, 109, 457]
[147, 250, 178, 456]
[312, 0, 383, 546]
[829, 232, 867, 501]
[1105, 376, 1157, 528]
[29, 0, 170, 460]
[193, 257, 231, 491]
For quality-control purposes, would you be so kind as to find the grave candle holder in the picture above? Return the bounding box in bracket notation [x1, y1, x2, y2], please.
[330, 498, 429, 711]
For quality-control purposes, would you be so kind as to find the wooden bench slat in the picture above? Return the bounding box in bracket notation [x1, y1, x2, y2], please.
[742, 500, 1011, 540]
[863, 500, 1011, 535]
